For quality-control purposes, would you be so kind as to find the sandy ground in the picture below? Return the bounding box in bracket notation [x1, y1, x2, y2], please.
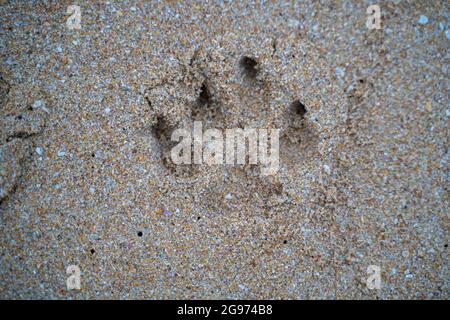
[0, 1, 448, 299]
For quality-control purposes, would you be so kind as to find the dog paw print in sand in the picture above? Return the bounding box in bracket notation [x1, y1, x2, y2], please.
[0, 78, 47, 205]
[142, 34, 347, 210]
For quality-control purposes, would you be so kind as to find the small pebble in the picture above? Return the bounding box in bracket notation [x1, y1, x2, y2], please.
[35, 147, 43, 156]
[404, 269, 414, 278]
[238, 284, 248, 291]
[418, 15, 428, 25]
[57, 151, 66, 157]
[225, 193, 232, 200]
[32, 100, 49, 113]
[445, 30, 450, 40]
[32, 100, 43, 109]
[335, 67, 344, 78]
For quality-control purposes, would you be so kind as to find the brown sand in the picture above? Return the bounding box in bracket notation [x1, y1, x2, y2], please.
[0, 1, 448, 299]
